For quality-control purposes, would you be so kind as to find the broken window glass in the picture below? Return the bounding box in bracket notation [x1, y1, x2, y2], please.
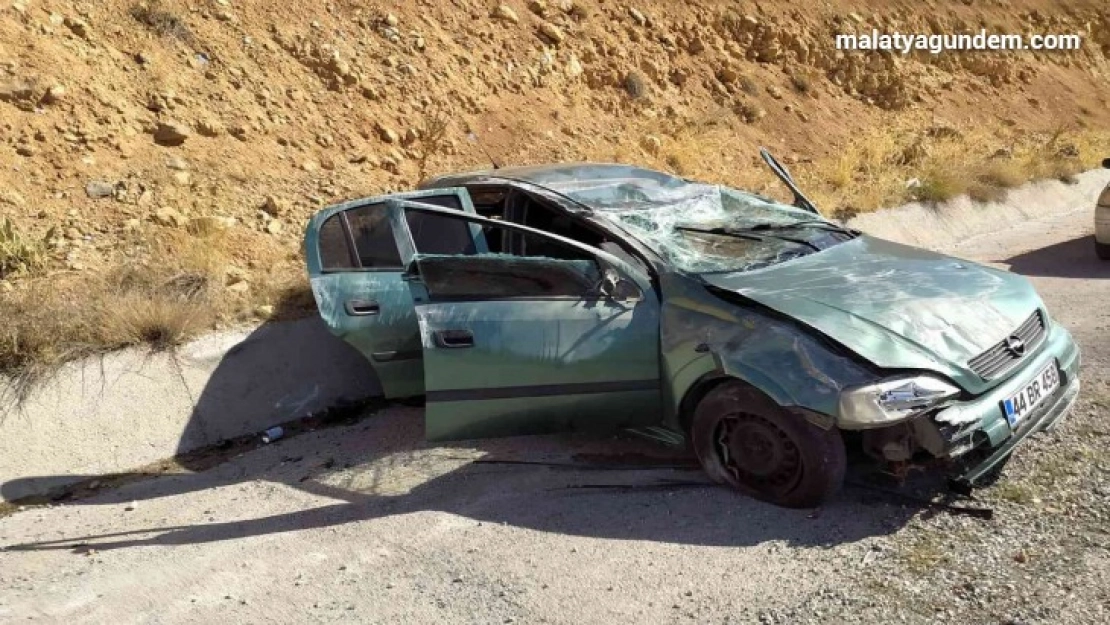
[318, 213, 356, 270]
[522, 167, 843, 273]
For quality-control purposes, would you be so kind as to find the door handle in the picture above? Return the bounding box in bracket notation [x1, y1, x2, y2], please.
[434, 329, 474, 348]
[345, 299, 380, 316]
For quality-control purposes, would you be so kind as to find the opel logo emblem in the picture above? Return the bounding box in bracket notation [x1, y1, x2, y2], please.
[1004, 335, 1026, 356]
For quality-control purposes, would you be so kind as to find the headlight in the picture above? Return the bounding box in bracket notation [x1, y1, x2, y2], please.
[838, 375, 960, 428]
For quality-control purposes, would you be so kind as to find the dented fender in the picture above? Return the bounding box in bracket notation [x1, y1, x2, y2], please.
[660, 273, 876, 431]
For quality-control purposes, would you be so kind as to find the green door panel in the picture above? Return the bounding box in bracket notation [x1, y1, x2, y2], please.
[416, 299, 662, 441]
[309, 271, 425, 398]
[382, 201, 664, 441]
[303, 188, 477, 399]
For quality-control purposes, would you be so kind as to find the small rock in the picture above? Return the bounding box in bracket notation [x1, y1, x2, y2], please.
[0, 80, 34, 104]
[123, 218, 142, 231]
[261, 195, 285, 216]
[124, 501, 137, 512]
[491, 5, 519, 23]
[40, 85, 66, 105]
[265, 219, 284, 235]
[384, 13, 398, 27]
[172, 171, 192, 186]
[375, 123, 399, 144]
[85, 181, 115, 199]
[640, 135, 662, 155]
[526, 0, 547, 17]
[624, 71, 647, 98]
[628, 7, 648, 26]
[767, 85, 783, 99]
[189, 216, 235, 234]
[15, 144, 35, 157]
[196, 118, 223, 137]
[152, 207, 188, 228]
[153, 121, 191, 146]
[566, 55, 584, 78]
[64, 16, 90, 39]
[255, 304, 275, 318]
[538, 22, 565, 45]
[166, 156, 190, 170]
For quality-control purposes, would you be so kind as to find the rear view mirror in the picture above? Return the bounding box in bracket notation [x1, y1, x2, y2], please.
[610, 278, 642, 302]
[600, 268, 641, 302]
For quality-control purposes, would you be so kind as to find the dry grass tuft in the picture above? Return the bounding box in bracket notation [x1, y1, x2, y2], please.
[129, 1, 195, 42]
[415, 109, 452, 182]
[789, 71, 813, 95]
[914, 167, 971, 203]
[801, 117, 1110, 214]
[0, 229, 235, 403]
[0, 218, 52, 280]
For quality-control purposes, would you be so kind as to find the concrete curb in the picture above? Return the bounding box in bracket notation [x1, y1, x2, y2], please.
[845, 168, 1110, 254]
[0, 318, 381, 502]
[2, 168, 1107, 502]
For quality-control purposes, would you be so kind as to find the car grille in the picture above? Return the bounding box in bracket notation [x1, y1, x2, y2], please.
[967, 310, 1046, 380]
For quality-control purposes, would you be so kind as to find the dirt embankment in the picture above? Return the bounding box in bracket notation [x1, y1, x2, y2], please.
[0, 0, 1108, 366]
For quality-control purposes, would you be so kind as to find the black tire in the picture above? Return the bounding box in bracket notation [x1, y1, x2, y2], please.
[1096, 239, 1110, 260]
[690, 381, 846, 508]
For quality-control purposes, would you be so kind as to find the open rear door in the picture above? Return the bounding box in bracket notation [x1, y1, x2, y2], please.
[304, 189, 480, 399]
[385, 200, 662, 441]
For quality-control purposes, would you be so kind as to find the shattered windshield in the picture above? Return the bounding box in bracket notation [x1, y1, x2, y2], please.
[527, 166, 848, 273]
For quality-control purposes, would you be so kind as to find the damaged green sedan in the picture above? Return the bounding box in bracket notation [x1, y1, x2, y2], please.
[303, 151, 1081, 508]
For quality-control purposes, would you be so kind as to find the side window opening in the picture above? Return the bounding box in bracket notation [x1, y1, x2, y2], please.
[318, 193, 470, 271]
[500, 189, 650, 277]
[406, 209, 602, 300]
[346, 204, 404, 269]
[319, 213, 356, 270]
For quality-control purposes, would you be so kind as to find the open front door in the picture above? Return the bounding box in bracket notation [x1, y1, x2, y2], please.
[304, 188, 480, 399]
[385, 200, 663, 441]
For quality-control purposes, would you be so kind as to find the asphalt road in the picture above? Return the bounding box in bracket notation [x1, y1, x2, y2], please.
[1, 207, 1107, 624]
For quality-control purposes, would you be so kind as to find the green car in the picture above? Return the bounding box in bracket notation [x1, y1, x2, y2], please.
[303, 151, 1081, 508]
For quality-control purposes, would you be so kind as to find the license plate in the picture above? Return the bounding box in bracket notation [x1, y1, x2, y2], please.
[1001, 361, 1060, 428]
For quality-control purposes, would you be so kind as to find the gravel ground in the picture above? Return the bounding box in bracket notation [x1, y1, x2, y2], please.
[0, 208, 1107, 624]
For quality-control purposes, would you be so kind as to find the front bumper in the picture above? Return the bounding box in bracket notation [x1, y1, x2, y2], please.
[932, 321, 1081, 484]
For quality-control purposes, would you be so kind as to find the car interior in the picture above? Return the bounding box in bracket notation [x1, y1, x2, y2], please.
[462, 185, 650, 276]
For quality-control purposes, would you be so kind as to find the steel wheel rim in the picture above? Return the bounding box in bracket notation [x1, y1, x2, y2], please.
[714, 412, 803, 497]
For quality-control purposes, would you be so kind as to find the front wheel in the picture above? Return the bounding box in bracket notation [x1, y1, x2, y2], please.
[690, 381, 846, 508]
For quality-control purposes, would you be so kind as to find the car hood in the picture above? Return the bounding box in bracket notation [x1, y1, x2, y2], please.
[702, 235, 1043, 391]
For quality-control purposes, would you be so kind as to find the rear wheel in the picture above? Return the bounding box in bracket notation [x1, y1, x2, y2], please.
[1096, 239, 1110, 260]
[690, 381, 845, 508]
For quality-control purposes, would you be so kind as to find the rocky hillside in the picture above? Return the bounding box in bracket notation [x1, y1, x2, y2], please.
[1, 0, 1109, 368]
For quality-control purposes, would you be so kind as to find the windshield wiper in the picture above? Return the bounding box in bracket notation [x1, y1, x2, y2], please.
[744, 220, 858, 236]
[676, 225, 821, 252]
[674, 225, 765, 242]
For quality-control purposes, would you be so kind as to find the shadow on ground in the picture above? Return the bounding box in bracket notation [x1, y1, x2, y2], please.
[1001, 235, 1110, 279]
[2, 404, 948, 553]
[1, 284, 955, 553]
